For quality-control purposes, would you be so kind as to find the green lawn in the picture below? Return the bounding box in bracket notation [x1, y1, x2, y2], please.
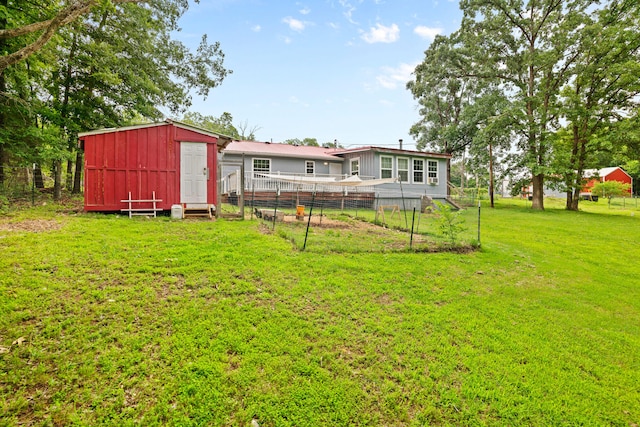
[1, 198, 639, 426]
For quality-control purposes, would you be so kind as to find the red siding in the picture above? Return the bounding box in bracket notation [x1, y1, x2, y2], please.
[604, 169, 632, 194]
[582, 168, 633, 195]
[83, 123, 219, 212]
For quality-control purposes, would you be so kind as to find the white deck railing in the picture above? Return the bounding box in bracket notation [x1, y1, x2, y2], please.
[224, 171, 376, 194]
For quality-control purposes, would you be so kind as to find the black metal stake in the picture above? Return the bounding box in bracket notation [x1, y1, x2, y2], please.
[410, 207, 416, 249]
[302, 188, 317, 251]
[477, 200, 481, 246]
[319, 188, 326, 226]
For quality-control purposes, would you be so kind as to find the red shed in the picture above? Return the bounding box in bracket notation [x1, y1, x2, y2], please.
[582, 167, 633, 196]
[79, 120, 231, 215]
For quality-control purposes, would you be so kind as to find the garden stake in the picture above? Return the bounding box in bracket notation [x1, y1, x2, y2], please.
[272, 183, 280, 231]
[302, 186, 317, 251]
[477, 200, 481, 246]
[250, 180, 255, 220]
[410, 207, 416, 249]
[399, 178, 408, 229]
[319, 188, 326, 226]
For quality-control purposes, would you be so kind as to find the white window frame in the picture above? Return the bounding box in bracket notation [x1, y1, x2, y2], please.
[305, 160, 315, 175]
[350, 158, 360, 176]
[252, 158, 271, 178]
[380, 155, 393, 179]
[413, 158, 424, 184]
[397, 157, 409, 182]
[427, 160, 438, 184]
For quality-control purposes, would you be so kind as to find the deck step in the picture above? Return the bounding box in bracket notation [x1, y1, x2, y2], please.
[182, 207, 213, 219]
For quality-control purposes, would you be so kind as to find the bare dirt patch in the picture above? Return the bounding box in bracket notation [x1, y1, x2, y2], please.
[0, 219, 63, 233]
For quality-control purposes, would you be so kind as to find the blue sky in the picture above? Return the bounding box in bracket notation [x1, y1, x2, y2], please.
[173, 0, 462, 150]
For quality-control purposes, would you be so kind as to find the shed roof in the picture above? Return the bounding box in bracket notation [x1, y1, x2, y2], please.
[223, 141, 344, 162]
[77, 119, 232, 150]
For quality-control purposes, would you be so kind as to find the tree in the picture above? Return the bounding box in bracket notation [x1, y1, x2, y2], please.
[181, 112, 240, 139]
[590, 180, 632, 207]
[407, 34, 483, 189]
[322, 140, 344, 149]
[284, 138, 319, 146]
[0, 0, 153, 73]
[454, 0, 595, 210]
[236, 119, 261, 140]
[0, 0, 230, 198]
[558, 0, 640, 210]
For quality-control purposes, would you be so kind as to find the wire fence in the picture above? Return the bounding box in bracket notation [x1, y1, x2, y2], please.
[219, 189, 482, 253]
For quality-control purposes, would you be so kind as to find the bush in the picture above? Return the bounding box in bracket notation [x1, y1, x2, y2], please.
[435, 201, 466, 245]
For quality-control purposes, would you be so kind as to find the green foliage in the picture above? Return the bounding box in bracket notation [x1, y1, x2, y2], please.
[409, 0, 640, 210]
[181, 111, 240, 139]
[283, 138, 320, 146]
[434, 201, 466, 244]
[0, 0, 231, 192]
[590, 181, 632, 199]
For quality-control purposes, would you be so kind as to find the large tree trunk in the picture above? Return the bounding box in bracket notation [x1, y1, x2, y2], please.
[531, 173, 545, 210]
[566, 122, 589, 211]
[72, 150, 83, 194]
[53, 160, 62, 201]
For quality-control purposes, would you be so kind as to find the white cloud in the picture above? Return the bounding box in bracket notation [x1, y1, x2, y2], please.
[283, 16, 306, 32]
[413, 25, 442, 40]
[376, 62, 417, 89]
[361, 23, 400, 44]
[328, 22, 340, 30]
[299, 7, 311, 15]
[339, 0, 358, 24]
[251, 24, 261, 32]
[289, 95, 309, 107]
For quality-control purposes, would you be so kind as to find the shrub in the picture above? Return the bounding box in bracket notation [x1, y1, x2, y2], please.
[435, 201, 466, 245]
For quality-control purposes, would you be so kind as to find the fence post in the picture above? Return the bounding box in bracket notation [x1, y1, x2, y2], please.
[477, 199, 481, 246]
[410, 207, 416, 249]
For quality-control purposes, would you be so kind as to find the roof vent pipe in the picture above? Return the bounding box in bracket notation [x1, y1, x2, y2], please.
[399, 139, 403, 150]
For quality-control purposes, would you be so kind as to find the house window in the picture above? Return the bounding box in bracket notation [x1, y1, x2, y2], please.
[413, 159, 424, 183]
[397, 158, 409, 182]
[428, 160, 438, 184]
[306, 161, 315, 175]
[351, 158, 360, 176]
[253, 158, 270, 178]
[380, 156, 393, 179]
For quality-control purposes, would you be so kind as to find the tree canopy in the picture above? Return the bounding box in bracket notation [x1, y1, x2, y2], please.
[408, 0, 640, 210]
[0, 0, 230, 198]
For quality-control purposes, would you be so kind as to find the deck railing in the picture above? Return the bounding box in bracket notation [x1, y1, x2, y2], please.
[224, 171, 376, 194]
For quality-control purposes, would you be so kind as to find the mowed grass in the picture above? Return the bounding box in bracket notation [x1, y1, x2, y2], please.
[1, 198, 639, 426]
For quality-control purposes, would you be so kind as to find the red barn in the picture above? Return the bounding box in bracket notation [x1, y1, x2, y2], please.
[582, 167, 633, 196]
[79, 120, 231, 215]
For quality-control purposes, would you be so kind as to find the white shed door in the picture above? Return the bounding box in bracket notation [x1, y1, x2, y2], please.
[180, 142, 208, 204]
[329, 163, 342, 176]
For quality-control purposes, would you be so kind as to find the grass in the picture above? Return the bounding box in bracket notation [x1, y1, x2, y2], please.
[1, 197, 639, 426]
